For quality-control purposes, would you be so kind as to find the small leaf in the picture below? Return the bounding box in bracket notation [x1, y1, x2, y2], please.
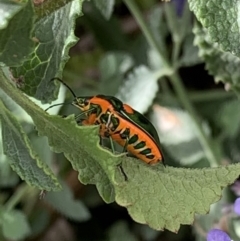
[0, 209, 31, 240]
[0, 100, 61, 191]
[148, 6, 168, 58]
[108, 221, 137, 241]
[0, 1, 35, 66]
[189, 0, 240, 57]
[93, 0, 115, 20]
[83, 3, 128, 51]
[179, 32, 202, 67]
[12, 0, 83, 102]
[116, 66, 159, 113]
[45, 181, 90, 221]
[217, 100, 240, 138]
[99, 52, 134, 95]
[193, 22, 240, 92]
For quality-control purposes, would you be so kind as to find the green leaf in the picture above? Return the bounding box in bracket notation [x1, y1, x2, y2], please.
[0, 208, 31, 240]
[1, 69, 240, 232]
[11, 0, 83, 102]
[148, 6, 168, 58]
[45, 181, 90, 221]
[0, 1, 35, 66]
[93, 0, 115, 20]
[0, 100, 61, 191]
[189, 0, 240, 57]
[116, 66, 159, 113]
[83, 2, 129, 51]
[193, 22, 240, 92]
[179, 32, 202, 67]
[108, 221, 137, 241]
[99, 52, 134, 95]
[0, 68, 116, 203]
[114, 159, 240, 232]
[193, 189, 230, 241]
[0, 0, 23, 30]
[34, 0, 74, 19]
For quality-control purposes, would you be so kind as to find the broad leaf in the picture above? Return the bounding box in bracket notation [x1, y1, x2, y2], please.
[11, 0, 83, 102]
[0, 1, 35, 66]
[193, 23, 240, 92]
[114, 160, 240, 232]
[1, 70, 240, 231]
[0, 100, 61, 191]
[189, 0, 240, 57]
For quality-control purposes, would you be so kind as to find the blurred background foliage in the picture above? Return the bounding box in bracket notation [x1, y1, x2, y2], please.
[1, 0, 240, 240]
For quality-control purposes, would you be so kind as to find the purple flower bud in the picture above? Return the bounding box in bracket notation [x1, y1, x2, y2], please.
[207, 229, 231, 241]
[234, 197, 240, 215]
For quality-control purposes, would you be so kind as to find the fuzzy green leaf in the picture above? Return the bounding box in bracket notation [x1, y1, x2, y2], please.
[179, 32, 202, 67]
[0, 208, 31, 240]
[93, 0, 115, 20]
[189, 0, 240, 57]
[116, 66, 159, 113]
[114, 159, 240, 232]
[0, 1, 35, 66]
[193, 23, 240, 92]
[45, 181, 91, 221]
[0, 100, 61, 191]
[99, 52, 134, 95]
[11, 0, 83, 102]
[0, 69, 116, 203]
[0, 0, 23, 30]
[1, 70, 240, 232]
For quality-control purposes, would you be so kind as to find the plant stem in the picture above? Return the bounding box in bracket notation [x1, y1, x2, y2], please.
[124, 0, 220, 167]
[5, 184, 30, 211]
[123, 0, 170, 69]
[188, 90, 234, 102]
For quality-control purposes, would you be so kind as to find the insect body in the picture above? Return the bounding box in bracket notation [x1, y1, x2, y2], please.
[100, 111, 164, 164]
[47, 78, 164, 165]
[75, 97, 164, 164]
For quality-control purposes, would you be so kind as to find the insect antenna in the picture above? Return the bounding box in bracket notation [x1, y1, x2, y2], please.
[51, 77, 77, 98]
[45, 78, 77, 112]
[45, 102, 72, 112]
